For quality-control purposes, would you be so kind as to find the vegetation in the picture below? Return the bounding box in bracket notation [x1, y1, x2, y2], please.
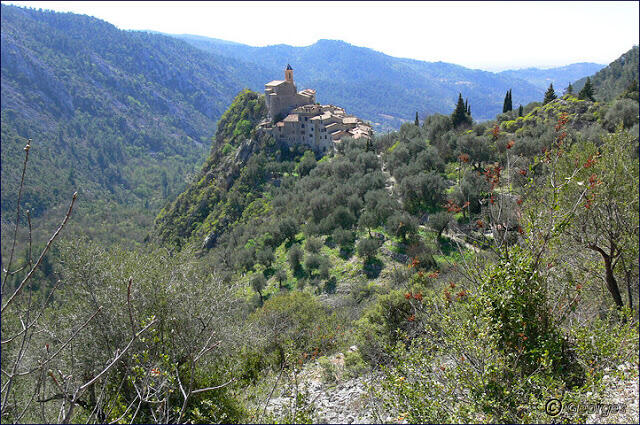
[2, 6, 638, 424]
[573, 45, 639, 101]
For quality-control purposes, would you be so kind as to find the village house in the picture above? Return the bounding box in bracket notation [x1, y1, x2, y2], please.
[259, 65, 372, 153]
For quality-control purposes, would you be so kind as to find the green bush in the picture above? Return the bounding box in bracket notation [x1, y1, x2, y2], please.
[249, 292, 339, 369]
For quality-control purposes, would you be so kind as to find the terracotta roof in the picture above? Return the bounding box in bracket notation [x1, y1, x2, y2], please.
[265, 80, 287, 87]
[343, 117, 359, 124]
[284, 114, 299, 122]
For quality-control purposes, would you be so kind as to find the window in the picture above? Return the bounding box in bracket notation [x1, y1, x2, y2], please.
[301, 124, 305, 128]
[305, 117, 308, 121]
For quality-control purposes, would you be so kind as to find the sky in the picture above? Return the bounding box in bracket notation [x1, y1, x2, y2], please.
[3, 1, 639, 71]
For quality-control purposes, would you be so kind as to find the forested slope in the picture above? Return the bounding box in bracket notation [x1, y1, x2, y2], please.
[1, 4, 270, 246]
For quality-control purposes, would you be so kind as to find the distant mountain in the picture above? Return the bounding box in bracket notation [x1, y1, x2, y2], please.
[171, 35, 547, 126]
[172, 35, 600, 128]
[573, 46, 639, 101]
[499, 63, 605, 92]
[0, 4, 272, 243]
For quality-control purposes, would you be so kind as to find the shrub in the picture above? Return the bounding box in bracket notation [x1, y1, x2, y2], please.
[304, 236, 323, 253]
[249, 292, 338, 369]
[288, 243, 303, 272]
[356, 238, 379, 261]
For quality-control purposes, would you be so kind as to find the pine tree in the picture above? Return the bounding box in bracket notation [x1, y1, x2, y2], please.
[467, 102, 471, 115]
[578, 77, 595, 101]
[566, 83, 574, 95]
[415, 111, 419, 126]
[518, 104, 523, 117]
[543, 83, 557, 105]
[451, 93, 470, 128]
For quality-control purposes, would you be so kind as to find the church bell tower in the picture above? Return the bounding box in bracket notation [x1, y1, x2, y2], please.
[285, 64, 293, 83]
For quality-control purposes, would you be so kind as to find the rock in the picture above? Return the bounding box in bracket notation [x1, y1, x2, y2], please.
[202, 231, 218, 249]
[349, 345, 358, 352]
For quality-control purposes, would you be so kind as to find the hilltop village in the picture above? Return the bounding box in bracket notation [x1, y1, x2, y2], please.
[259, 65, 372, 153]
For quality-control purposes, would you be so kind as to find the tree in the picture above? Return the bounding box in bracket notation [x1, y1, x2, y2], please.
[543, 83, 557, 104]
[251, 273, 267, 302]
[415, 112, 420, 126]
[288, 243, 303, 272]
[357, 238, 379, 262]
[256, 246, 274, 268]
[278, 217, 298, 244]
[451, 93, 471, 128]
[304, 236, 323, 254]
[525, 129, 638, 312]
[503, 89, 512, 113]
[619, 78, 639, 102]
[518, 104, 523, 117]
[562, 131, 638, 310]
[566, 83, 574, 95]
[429, 211, 451, 238]
[275, 269, 287, 290]
[386, 212, 419, 243]
[304, 253, 323, 275]
[578, 77, 595, 101]
[297, 150, 316, 176]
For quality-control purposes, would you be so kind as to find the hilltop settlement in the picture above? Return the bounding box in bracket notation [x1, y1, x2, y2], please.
[259, 64, 372, 153]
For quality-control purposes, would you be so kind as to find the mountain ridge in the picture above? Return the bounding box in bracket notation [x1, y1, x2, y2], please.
[167, 33, 607, 128]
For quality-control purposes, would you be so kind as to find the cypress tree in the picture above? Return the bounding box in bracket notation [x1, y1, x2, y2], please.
[508, 89, 513, 111]
[415, 111, 419, 126]
[578, 77, 595, 101]
[518, 104, 523, 117]
[467, 102, 471, 115]
[452, 93, 469, 128]
[543, 83, 557, 105]
[566, 83, 574, 95]
[502, 89, 513, 113]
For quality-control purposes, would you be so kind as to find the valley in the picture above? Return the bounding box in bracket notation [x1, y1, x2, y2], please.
[1, 4, 638, 425]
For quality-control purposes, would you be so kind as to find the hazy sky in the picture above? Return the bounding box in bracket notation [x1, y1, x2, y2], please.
[4, 1, 639, 71]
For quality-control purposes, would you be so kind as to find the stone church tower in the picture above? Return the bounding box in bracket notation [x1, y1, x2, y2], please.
[285, 64, 293, 83]
[264, 64, 316, 120]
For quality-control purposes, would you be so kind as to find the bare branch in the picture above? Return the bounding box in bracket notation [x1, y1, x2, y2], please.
[2, 192, 77, 314]
[78, 318, 156, 393]
[2, 139, 31, 295]
[191, 378, 235, 394]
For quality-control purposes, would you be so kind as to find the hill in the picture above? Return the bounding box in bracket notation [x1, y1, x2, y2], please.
[172, 35, 602, 128]
[0, 4, 271, 246]
[172, 35, 546, 126]
[573, 45, 639, 101]
[499, 62, 605, 91]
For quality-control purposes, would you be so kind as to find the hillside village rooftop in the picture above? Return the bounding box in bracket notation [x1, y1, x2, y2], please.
[259, 65, 372, 153]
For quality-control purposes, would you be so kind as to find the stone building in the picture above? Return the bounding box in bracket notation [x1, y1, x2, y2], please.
[264, 64, 316, 121]
[260, 65, 372, 153]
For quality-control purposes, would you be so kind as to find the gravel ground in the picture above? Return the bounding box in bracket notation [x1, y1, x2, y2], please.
[586, 362, 639, 424]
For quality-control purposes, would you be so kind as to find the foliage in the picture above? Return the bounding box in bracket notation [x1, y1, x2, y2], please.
[248, 292, 339, 369]
[573, 45, 639, 102]
[543, 83, 557, 104]
[578, 77, 595, 101]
